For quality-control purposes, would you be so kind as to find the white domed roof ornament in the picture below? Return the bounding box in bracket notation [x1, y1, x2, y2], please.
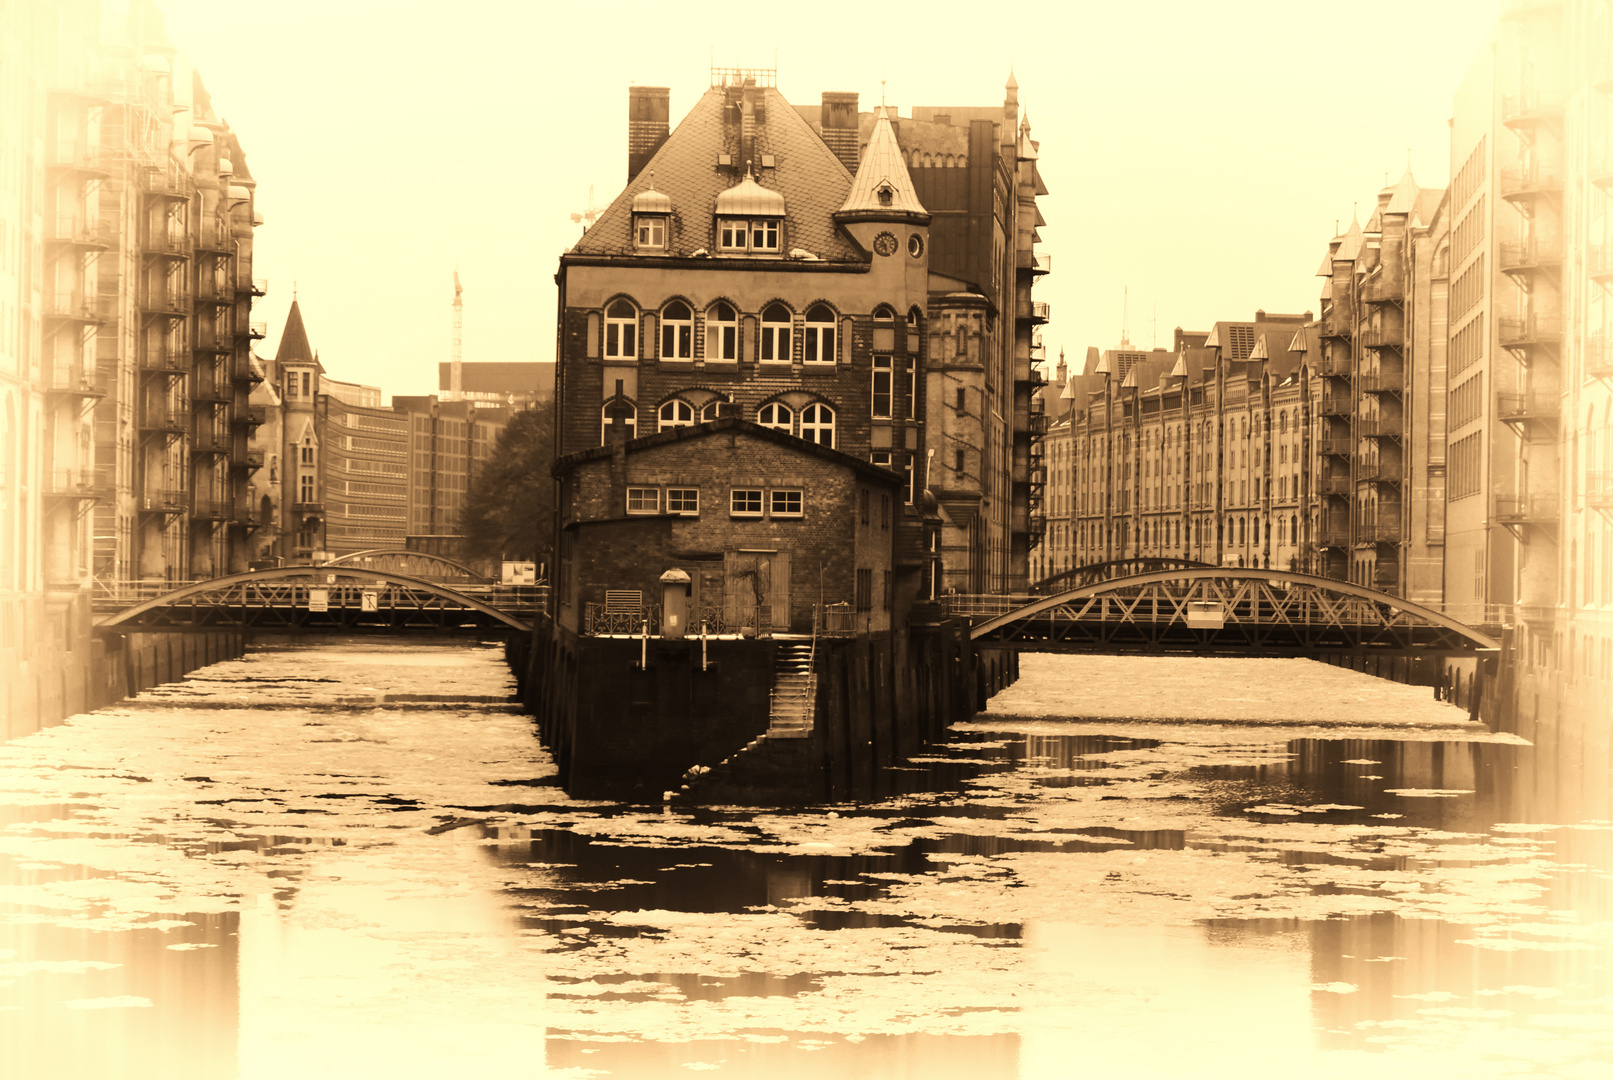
[632, 174, 672, 214]
[716, 171, 785, 217]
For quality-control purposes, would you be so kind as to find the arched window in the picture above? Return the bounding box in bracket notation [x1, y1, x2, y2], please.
[800, 402, 835, 447]
[760, 303, 792, 362]
[707, 302, 738, 361]
[661, 301, 693, 360]
[658, 399, 695, 431]
[600, 399, 636, 443]
[604, 299, 637, 359]
[700, 398, 726, 422]
[757, 401, 793, 433]
[803, 304, 836, 364]
[873, 304, 895, 322]
[907, 306, 922, 329]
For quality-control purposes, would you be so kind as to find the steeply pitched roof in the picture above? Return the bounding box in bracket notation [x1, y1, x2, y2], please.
[1384, 169, 1420, 215]
[570, 87, 861, 263]
[274, 300, 315, 365]
[838, 107, 928, 221]
[1334, 217, 1365, 263]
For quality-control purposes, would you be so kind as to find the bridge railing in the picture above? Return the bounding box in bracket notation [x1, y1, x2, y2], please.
[943, 593, 1037, 620]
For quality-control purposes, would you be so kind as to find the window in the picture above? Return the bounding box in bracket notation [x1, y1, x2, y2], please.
[658, 398, 695, 430]
[902, 453, 915, 503]
[302, 372, 311, 398]
[605, 299, 637, 358]
[881, 493, 891, 529]
[904, 359, 916, 418]
[804, 305, 836, 364]
[955, 387, 966, 413]
[872, 450, 892, 470]
[872, 357, 893, 419]
[907, 306, 921, 329]
[750, 218, 780, 252]
[700, 399, 725, 422]
[730, 488, 763, 517]
[627, 486, 660, 514]
[954, 448, 965, 474]
[285, 372, 297, 399]
[299, 473, 315, 503]
[719, 219, 747, 250]
[661, 301, 693, 359]
[800, 402, 834, 447]
[873, 304, 895, 322]
[757, 402, 793, 433]
[760, 304, 791, 362]
[300, 446, 314, 465]
[856, 568, 873, 612]
[600, 399, 636, 443]
[718, 218, 780, 252]
[770, 489, 803, 517]
[707, 302, 737, 360]
[667, 488, 699, 515]
[635, 216, 665, 249]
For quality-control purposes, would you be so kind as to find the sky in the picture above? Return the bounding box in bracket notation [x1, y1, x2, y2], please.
[151, 0, 1504, 399]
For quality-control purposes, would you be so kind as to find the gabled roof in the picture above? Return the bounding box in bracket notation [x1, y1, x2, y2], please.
[570, 87, 861, 262]
[552, 417, 904, 487]
[837, 106, 928, 222]
[274, 300, 317, 367]
[1203, 322, 1257, 360]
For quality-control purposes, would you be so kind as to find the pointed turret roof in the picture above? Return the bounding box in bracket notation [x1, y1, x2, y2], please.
[1384, 169, 1420, 215]
[275, 299, 316, 366]
[836, 107, 928, 223]
[1334, 216, 1365, 263]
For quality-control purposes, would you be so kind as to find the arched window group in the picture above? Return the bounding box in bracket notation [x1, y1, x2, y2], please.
[760, 303, 791, 362]
[661, 301, 693, 360]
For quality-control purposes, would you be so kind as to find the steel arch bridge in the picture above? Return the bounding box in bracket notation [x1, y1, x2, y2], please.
[1031, 558, 1217, 595]
[96, 567, 534, 633]
[955, 569, 1499, 655]
[320, 549, 490, 582]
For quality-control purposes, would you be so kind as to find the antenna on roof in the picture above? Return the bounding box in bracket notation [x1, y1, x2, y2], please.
[1120, 286, 1130, 350]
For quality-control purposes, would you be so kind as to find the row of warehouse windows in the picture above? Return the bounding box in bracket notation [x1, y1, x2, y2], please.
[602, 399, 837, 446]
[625, 485, 804, 519]
[601, 299, 921, 362]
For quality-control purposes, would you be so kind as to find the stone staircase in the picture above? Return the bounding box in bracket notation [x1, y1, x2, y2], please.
[767, 642, 816, 738]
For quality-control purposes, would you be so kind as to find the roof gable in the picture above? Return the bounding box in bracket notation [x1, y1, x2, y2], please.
[570, 87, 861, 263]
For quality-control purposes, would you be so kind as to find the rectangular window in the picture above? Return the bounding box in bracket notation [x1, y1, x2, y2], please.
[905, 359, 916, 418]
[955, 387, 966, 413]
[860, 487, 870, 525]
[954, 448, 965, 475]
[751, 219, 780, 251]
[285, 372, 297, 399]
[300, 446, 314, 465]
[667, 488, 699, 515]
[770, 489, 803, 517]
[302, 372, 311, 398]
[635, 217, 665, 248]
[872, 450, 892, 471]
[872, 356, 893, 419]
[730, 488, 763, 517]
[716, 322, 737, 360]
[626, 486, 660, 514]
[299, 474, 315, 503]
[903, 453, 915, 503]
[855, 568, 873, 612]
[719, 220, 746, 251]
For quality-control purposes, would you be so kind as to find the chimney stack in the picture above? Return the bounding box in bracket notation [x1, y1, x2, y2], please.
[821, 91, 859, 174]
[627, 86, 670, 183]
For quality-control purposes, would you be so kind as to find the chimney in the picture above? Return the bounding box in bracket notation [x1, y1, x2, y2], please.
[821, 91, 859, 174]
[627, 86, 670, 183]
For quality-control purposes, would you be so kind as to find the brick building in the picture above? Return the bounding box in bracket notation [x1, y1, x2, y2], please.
[553, 419, 901, 635]
[553, 66, 1049, 607]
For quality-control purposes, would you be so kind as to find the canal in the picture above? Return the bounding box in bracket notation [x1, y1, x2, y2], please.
[1, 639, 1608, 1079]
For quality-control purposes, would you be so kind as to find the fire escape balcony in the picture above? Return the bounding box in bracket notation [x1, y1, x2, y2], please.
[1360, 274, 1403, 306]
[43, 468, 101, 502]
[1498, 314, 1562, 351]
[195, 279, 235, 307]
[1317, 437, 1352, 458]
[237, 276, 268, 297]
[231, 353, 263, 384]
[43, 365, 104, 403]
[191, 493, 231, 521]
[143, 165, 190, 202]
[1496, 390, 1559, 436]
[194, 224, 234, 257]
[1318, 474, 1351, 497]
[230, 448, 266, 472]
[138, 487, 188, 515]
[192, 376, 232, 405]
[231, 404, 267, 429]
[139, 346, 188, 375]
[191, 426, 231, 454]
[1318, 522, 1351, 548]
[1357, 457, 1403, 483]
[1314, 353, 1352, 378]
[1355, 519, 1402, 545]
[1361, 325, 1403, 351]
[1499, 166, 1562, 205]
[1360, 414, 1403, 440]
[1317, 394, 1351, 417]
[143, 229, 192, 261]
[1587, 471, 1613, 517]
[1589, 245, 1613, 287]
[1019, 300, 1050, 324]
[194, 332, 232, 356]
[42, 293, 103, 324]
[141, 290, 190, 320]
[1499, 239, 1562, 279]
[1016, 250, 1053, 276]
[139, 404, 187, 435]
[46, 147, 111, 181]
[241, 320, 267, 340]
[1501, 91, 1564, 133]
[44, 217, 114, 250]
[1494, 494, 1558, 536]
[1588, 333, 1613, 380]
[1357, 371, 1403, 395]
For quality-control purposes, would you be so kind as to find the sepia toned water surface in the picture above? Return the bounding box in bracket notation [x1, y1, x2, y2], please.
[1, 641, 1607, 1079]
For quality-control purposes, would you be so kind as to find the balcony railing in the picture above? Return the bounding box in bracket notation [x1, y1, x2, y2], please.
[1315, 354, 1352, 378]
[47, 145, 109, 175]
[1357, 520, 1402, 544]
[1318, 524, 1351, 548]
[1318, 395, 1351, 417]
[1361, 325, 1403, 350]
[192, 375, 232, 404]
[1494, 495, 1559, 525]
[1358, 458, 1403, 482]
[191, 493, 231, 520]
[43, 293, 100, 321]
[1498, 166, 1562, 199]
[231, 354, 262, 383]
[1501, 91, 1563, 125]
[1498, 314, 1562, 346]
[191, 427, 231, 453]
[1317, 437, 1352, 457]
[140, 405, 186, 432]
[1019, 300, 1050, 323]
[1357, 371, 1403, 394]
[140, 347, 187, 373]
[139, 488, 188, 513]
[1360, 414, 1403, 439]
[46, 217, 115, 248]
[239, 276, 268, 296]
[1588, 334, 1613, 379]
[231, 404, 267, 427]
[247, 320, 267, 339]
[43, 365, 102, 398]
[1499, 239, 1562, 273]
[43, 469, 101, 498]
[143, 163, 188, 199]
[1318, 474, 1351, 496]
[1496, 391, 1559, 423]
[141, 290, 190, 317]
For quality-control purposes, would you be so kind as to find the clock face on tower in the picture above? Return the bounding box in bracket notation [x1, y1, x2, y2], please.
[873, 231, 898, 257]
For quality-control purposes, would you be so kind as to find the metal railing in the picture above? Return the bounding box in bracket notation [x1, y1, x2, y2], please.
[1498, 166, 1562, 197]
[1496, 391, 1559, 423]
[1317, 437, 1352, 457]
[1498, 315, 1562, 345]
[44, 365, 101, 395]
[1357, 371, 1402, 393]
[140, 347, 187, 373]
[1315, 354, 1352, 378]
[191, 427, 230, 453]
[1357, 520, 1401, 544]
[140, 488, 188, 513]
[44, 468, 101, 497]
[1360, 415, 1403, 438]
[1318, 394, 1351, 417]
[1494, 495, 1559, 523]
[1500, 239, 1561, 271]
[47, 217, 114, 247]
[1358, 458, 1403, 482]
[1501, 91, 1562, 123]
[1361, 325, 1403, 350]
[140, 405, 186, 431]
[585, 602, 662, 636]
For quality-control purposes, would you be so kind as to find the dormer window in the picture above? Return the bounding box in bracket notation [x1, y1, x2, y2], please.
[718, 217, 780, 253]
[876, 183, 894, 206]
[635, 215, 666, 249]
[631, 186, 672, 252]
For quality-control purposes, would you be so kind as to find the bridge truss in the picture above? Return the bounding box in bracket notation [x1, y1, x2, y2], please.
[1030, 557, 1217, 595]
[320, 549, 491, 583]
[956, 569, 1499, 655]
[97, 567, 537, 633]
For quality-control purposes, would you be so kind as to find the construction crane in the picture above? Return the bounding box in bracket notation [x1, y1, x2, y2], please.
[450, 270, 463, 402]
[570, 185, 606, 232]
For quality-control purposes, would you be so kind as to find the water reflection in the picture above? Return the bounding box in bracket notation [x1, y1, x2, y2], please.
[0, 643, 1608, 1078]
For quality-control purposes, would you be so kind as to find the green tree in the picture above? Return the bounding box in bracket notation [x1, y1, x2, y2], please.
[462, 401, 556, 573]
